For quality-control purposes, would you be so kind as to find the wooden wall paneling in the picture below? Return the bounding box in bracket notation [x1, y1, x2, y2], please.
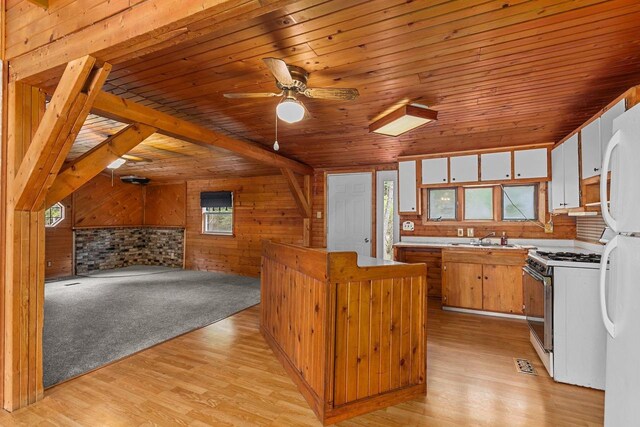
[143, 183, 187, 227]
[73, 174, 145, 227]
[44, 195, 73, 279]
[185, 175, 304, 277]
[394, 247, 442, 298]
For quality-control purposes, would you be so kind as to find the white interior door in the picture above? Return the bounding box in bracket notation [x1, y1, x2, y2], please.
[327, 173, 372, 257]
[376, 170, 400, 261]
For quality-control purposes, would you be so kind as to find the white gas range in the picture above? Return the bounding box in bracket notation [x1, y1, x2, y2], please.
[523, 247, 607, 389]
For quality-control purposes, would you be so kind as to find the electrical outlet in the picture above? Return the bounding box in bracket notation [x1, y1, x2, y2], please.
[47, 261, 52, 267]
[544, 221, 554, 234]
[467, 228, 474, 237]
[457, 228, 464, 237]
[316, 211, 322, 219]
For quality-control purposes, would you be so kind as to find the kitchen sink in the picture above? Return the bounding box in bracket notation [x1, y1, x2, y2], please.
[449, 242, 519, 249]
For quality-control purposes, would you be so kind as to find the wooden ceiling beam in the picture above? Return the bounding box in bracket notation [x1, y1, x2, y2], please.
[91, 91, 313, 176]
[46, 124, 157, 207]
[25, 0, 48, 9]
[8, 0, 301, 86]
[280, 168, 311, 219]
[11, 56, 106, 211]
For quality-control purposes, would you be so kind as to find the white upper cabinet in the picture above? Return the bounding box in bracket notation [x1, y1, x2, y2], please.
[514, 148, 548, 179]
[480, 152, 511, 181]
[551, 135, 580, 210]
[450, 155, 478, 183]
[421, 157, 448, 185]
[563, 135, 580, 208]
[581, 118, 601, 179]
[600, 99, 626, 159]
[398, 161, 418, 213]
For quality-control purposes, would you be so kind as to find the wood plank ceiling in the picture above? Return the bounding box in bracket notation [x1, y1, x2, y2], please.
[56, 0, 640, 180]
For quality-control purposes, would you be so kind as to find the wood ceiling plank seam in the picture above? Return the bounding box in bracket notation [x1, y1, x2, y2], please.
[307, 0, 596, 57]
[316, 7, 637, 85]
[298, 0, 611, 75]
[104, 0, 436, 88]
[104, 0, 408, 84]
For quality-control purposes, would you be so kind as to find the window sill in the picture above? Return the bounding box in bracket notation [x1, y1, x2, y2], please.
[201, 232, 235, 237]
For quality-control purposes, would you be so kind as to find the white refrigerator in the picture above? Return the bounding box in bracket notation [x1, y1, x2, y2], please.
[599, 102, 640, 426]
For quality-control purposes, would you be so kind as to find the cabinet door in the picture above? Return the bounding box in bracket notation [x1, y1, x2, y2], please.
[398, 161, 418, 213]
[563, 134, 580, 208]
[581, 118, 601, 179]
[442, 262, 483, 309]
[600, 99, 625, 165]
[482, 264, 524, 314]
[450, 154, 478, 183]
[514, 148, 548, 179]
[421, 157, 448, 185]
[551, 144, 565, 210]
[480, 152, 511, 181]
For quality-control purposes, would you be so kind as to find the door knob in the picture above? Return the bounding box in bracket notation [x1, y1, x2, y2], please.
[364, 238, 370, 243]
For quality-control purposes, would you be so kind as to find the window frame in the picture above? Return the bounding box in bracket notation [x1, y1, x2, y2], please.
[501, 184, 538, 222]
[44, 202, 65, 228]
[463, 187, 494, 221]
[427, 187, 458, 221]
[201, 193, 235, 236]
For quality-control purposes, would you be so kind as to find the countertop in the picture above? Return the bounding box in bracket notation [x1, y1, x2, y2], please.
[393, 241, 533, 251]
[356, 254, 405, 267]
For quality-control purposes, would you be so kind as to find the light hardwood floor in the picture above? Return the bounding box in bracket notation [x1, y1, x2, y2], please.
[0, 300, 604, 426]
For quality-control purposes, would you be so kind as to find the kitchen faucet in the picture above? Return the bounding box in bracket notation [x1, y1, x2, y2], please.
[478, 232, 496, 244]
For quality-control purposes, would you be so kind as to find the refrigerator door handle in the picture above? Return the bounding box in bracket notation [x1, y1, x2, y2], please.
[599, 235, 618, 338]
[601, 130, 621, 232]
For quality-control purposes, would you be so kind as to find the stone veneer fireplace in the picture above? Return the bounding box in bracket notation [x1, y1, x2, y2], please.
[74, 227, 184, 274]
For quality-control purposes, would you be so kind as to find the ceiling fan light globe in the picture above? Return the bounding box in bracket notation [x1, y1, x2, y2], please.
[277, 99, 305, 123]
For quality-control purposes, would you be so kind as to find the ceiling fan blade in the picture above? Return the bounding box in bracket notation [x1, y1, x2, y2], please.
[303, 87, 359, 100]
[224, 92, 282, 99]
[263, 57, 294, 86]
[121, 154, 153, 163]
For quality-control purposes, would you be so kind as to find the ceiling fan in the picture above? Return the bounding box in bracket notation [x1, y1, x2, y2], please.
[224, 58, 360, 124]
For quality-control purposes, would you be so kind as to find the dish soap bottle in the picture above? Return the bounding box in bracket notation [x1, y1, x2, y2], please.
[501, 232, 508, 246]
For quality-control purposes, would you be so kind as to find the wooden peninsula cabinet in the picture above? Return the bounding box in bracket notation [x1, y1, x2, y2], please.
[442, 248, 528, 315]
[261, 242, 427, 425]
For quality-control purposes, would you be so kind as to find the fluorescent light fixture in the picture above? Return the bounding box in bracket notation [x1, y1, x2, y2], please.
[370, 104, 438, 136]
[107, 158, 126, 170]
[276, 98, 305, 123]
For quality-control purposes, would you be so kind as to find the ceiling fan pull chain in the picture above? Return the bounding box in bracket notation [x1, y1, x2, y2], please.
[273, 109, 280, 151]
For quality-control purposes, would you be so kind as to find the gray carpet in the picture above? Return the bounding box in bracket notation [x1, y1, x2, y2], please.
[44, 266, 260, 387]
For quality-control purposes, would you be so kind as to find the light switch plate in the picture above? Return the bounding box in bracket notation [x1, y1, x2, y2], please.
[402, 221, 415, 231]
[457, 228, 464, 237]
[316, 211, 322, 219]
[467, 228, 474, 237]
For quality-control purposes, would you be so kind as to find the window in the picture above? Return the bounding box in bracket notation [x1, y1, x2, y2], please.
[201, 191, 233, 235]
[464, 187, 493, 220]
[382, 180, 395, 261]
[44, 202, 65, 227]
[428, 188, 457, 220]
[502, 185, 537, 221]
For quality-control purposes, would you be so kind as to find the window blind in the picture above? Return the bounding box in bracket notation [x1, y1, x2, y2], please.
[200, 191, 233, 208]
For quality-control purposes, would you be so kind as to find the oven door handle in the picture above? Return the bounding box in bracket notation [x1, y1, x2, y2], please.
[523, 266, 550, 285]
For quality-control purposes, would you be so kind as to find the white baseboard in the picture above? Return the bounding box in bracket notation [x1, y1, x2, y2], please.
[442, 306, 526, 320]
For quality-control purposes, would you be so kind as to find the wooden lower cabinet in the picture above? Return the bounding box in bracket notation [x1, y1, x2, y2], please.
[482, 264, 524, 314]
[442, 248, 527, 315]
[442, 262, 483, 309]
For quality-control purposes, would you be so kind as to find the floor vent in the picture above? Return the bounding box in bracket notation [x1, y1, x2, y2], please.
[514, 358, 537, 375]
[64, 282, 81, 287]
